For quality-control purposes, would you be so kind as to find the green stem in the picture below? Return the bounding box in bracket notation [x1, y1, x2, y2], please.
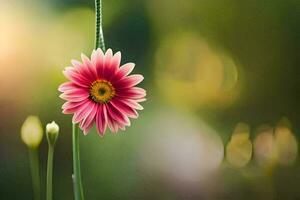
[95, 0, 105, 51]
[72, 123, 84, 200]
[46, 145, 54, 200]
[29, 148, 41, 200]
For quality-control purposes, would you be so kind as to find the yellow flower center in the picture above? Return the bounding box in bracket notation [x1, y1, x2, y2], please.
[89, 80, 116, 103]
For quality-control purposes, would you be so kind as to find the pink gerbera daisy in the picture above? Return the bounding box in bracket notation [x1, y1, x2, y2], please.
[59, 48, 146, 136]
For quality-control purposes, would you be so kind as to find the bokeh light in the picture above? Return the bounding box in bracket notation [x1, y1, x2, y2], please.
[154, 32, 240, 110]
[254, 118, 298, 167]
[226, 122, 252, 168]
[254, 124, 276, 167]
[140, 110, 224, 186]
[274, 118, 298, 166]
[45, 7, 94, 67]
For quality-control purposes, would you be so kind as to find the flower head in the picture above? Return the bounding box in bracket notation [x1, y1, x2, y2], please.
[21, 116, 43, 149]
[59, 48, 146, 136]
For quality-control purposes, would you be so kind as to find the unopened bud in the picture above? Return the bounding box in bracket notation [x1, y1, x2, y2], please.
[21, 116, 43, 149]
[46, 121, 59, 146]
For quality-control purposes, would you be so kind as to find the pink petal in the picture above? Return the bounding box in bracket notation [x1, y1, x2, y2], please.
[110, 51, 121, 69]
[100, 49, 115, 80]
[91, 49, 96, 61]
[136, 98, 146, 102]
[91, 48, 103, 64]
[119, 63, 135, 76]
[80, 54, 98, 80]
[116, 87, 146, 99]
[62, 101, 83, 109]
[111, 121, 119, 133]
[104, 49, 113, 67]
[123, 99, 144, 110]
[110, 99, 138, 119]
[70, 58, 96, 82]
[63, 88, 89, 96]
[71, 61, 91, 81]
[105, 105, 118, 133]
[115, 121, 126, 131]
[58, 82, 78, 92]
[80, 103, 97, 135]
[104, 51, 121, 80]
[110, 63, 135, 82]
[59, 88, 89, 102]
[93, 48, 105, 78]
[96, 104, 108, 136]
[82, 121, 94, 135]
[63, 67, 90, 88]
[72, 101, 95, 124]
[106, 103, 130, 126]
[59, 93, 89, 102]
[62, 99, 89, 114]
[114, 74, 144, 88]
[71, 60, 83, 70]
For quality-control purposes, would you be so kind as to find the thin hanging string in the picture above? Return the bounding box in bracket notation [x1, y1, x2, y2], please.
[95, 0, 106, 51]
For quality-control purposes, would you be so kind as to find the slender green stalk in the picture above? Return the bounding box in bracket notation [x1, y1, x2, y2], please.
[46, 145, 54, 200]
[72, 123, 84, 200]
[46, 121, 59, 200]
[29, 148, 41, 200]
[95, 0, 105, 50]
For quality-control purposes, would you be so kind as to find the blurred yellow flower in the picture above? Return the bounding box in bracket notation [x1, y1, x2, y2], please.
[21, 116, 43, 149]
[226, 123, 252, 168]
[274, 119, 298, 166]
[253, 125, 276, 167]
[254, 118, 298, 167]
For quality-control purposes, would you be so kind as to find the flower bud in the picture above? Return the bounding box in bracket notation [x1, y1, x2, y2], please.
[46, 121, 59, 146]
[21, 116, 43, 149]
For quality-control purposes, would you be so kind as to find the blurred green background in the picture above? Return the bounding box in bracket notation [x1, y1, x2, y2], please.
[0, 0, 300, 199]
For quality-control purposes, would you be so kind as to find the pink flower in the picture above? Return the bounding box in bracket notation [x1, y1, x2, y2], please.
[59, 48, 146, 136]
